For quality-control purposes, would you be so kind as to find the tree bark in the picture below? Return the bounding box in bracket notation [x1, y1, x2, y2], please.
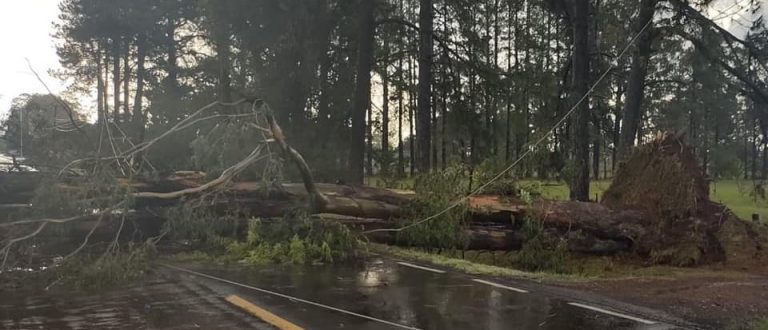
[570, 0, 591, 201]
[96, 45, 105, 125]
[349, 0, 376, 185]
[618, 0, 656, 157]
[381, 45, 391, 176]
[132, 35, 146, 124]
[112, 38, 121, 123]
[103, 44, 110, 119]
[611, 80, 625, 175]
[416, 0, 433, 173]
[123, 38, 131, 120]
[367, 94, 374, 177]
[216, 27, 232, 107]
[397, 54, 405, 177]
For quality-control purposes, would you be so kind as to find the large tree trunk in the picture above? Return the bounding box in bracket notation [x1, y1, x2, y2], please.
[397, 54, 406, 177]
[216, 27, 232, 107]
[569, 0, 591, 201]
[416, 0, 433, 173]
[96, 45, 105, 125]
[611, 80, 625, 175]
[132, 35, 146, 124]
[123, 38, 131, 120]
[103, 44, 110, 119]
[618, 0, 656, 157]
[349, 0, 376, 184]
[381, 45, 391, 176]
[113, 38, 121, 123]
[367, 95, 374, 177]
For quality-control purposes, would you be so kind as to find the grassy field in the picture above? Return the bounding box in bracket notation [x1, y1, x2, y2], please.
[524, 179, 768, 220]
[369, 176, 768, 221]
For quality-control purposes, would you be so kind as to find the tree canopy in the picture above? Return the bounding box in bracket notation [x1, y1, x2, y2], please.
[4, 0, 767, 195]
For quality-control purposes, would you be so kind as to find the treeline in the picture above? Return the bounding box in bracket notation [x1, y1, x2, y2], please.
[3, 0, 768, 199]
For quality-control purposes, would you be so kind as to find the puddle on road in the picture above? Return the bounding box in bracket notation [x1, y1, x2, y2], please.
[185, 257, 656, 330]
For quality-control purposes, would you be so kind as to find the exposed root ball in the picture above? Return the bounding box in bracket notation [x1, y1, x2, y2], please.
[602, 132, 766, 266]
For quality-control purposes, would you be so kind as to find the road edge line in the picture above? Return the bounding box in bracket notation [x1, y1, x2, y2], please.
[472, 279, 529, 293]
[397, 261, 446, 274]
[567, 302, 657, 325]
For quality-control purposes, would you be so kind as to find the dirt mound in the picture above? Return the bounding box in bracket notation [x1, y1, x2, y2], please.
[602, 132, 767, 266]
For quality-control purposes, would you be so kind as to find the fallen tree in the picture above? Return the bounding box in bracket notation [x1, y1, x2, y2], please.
[1, 98, 765, 268]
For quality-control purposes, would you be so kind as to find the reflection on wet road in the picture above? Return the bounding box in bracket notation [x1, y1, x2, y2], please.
[182, 257, 671, 330]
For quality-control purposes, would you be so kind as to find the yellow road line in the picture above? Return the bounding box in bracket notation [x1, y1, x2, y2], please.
[225, 294, 305, 330]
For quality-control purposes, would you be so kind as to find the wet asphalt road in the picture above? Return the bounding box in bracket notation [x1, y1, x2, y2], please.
[176, 257, 682, 330]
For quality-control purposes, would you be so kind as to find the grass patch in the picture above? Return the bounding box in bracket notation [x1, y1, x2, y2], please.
[729, 318, 768, 330]
[368, 176, 768, 221]
[370, 243, 751, 282]
[711, 180, 768, 220]
[749, 319, 768, 330]
[369, 243, 583, 282]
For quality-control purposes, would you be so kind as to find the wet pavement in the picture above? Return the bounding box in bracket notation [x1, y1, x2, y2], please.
[176, 257, 678, 330]
[0, 275, 271, 329]
[0, 256, 684, 329]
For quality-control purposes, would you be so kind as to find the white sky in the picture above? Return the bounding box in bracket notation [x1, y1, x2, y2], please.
[0, 1, 64, 120]
[0, 0, 765, 122]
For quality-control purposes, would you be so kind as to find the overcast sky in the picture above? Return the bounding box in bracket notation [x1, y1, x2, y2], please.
[0, 0, 764, 120]
[0, 1, 64, 119]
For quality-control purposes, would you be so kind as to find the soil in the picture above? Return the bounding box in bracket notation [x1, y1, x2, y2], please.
[564, 268, 768, 329]
[601, 133, 768, 267]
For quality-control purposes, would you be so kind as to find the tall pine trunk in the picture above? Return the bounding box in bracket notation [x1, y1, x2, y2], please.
[133, 35, 146, 125]
[96, 45, 105, 125]
[618, 0, 656, 157]
[123, 39, 131, 120]
[416, 0, 433, 173]
[103, 44, 110, 120]
[381, 45, 391, 176]
[570, 0, 591, 201]
[397, 56, 406, 177]
[349, 0, 375, 184]
[113, 38, 121, 123]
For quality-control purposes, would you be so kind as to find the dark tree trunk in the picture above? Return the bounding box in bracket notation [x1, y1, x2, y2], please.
[132, 35, 146, 124]
[744, 119, 750, 180]
[103, 44, 110, 120]
[752, 117, 758, 180]
[397, 56, 405, 177]
[593, 121, 601, 180]
[349, 0, 376, 184]
[618, 0, 656, 157]
[611, 80, 625, 175]
[416, 0, 433, 173]
[96, 45, 105, 125]
[381, 46, 391, 176]
[216, 28, 232, 106]
[367, 97, 374, 177]
[123, 38, 131, 120]
[409, 56, 416, 176]
[570, 0, 591, 201]
[113, 38, 121, 123]
[440, 65, 448, 170]
[591, 0, 602, 180]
